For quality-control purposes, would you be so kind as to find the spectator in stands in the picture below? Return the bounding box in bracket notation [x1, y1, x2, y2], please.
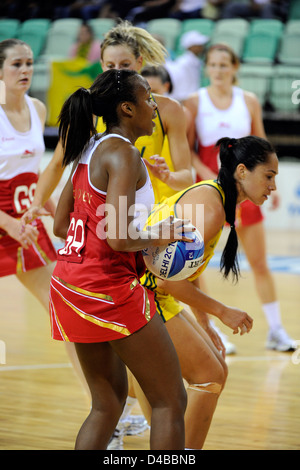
[97, 1, 139, 19]
[54, 1, 105, 20]
[2, 0, 53, 20]
[170, 0, 206, 19]
[165, 30, 209, 102]
[69, 22, 101, 62]
[53, 1, 76, 18]
[222, 0, 289, 21]
[78, 1, 107, 20]
[125, 0, 177, 24]
[169, 0, 226, 20]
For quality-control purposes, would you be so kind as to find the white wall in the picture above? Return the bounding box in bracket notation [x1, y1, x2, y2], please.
[262, 160, 300, 230]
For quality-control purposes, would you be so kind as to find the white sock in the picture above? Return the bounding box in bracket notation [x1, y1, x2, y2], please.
[119, 396, 137, 423]
[262, 301, 282, 331]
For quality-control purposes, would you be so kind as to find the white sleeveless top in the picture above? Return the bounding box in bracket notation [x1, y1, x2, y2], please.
[75, 133, 155, 231]
[195, 86, 252, 147]
[0, 94, 45, 180]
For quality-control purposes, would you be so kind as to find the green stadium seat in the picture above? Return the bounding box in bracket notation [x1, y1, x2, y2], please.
[180, 19, 215, 37]
[288, 0, 300, 19]
[147, 18, 182, 53]
[175, 19, 215, 55]
[249, 19, 284, 37]
[238, 64, 273, 106]
[269, 65, 300, 112]
[17, 31, 46, 60]
[211, 32, 245, 57]
[214, 18, 249, 38]
[285, 20, 300, 33]
[40, 31, 78, 61]
[242, 32, 279, 63]
[277, 33, 300, 65]
[18, 19, 51, 35]
[39, 19, 82, 61]
[0, 19, 20, 41]
[50, 18, 82, 33]
[16, 19, 50, 60]
[87, 18, 115, 42]
[29, 62, 50, 104]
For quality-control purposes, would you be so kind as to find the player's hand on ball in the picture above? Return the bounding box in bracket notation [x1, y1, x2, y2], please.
[149, 216, 195, 245]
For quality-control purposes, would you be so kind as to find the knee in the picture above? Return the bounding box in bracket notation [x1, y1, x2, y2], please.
[187, 356, 228, 391]
[249, 256, 270, 277]
[151, 381, 187, 417]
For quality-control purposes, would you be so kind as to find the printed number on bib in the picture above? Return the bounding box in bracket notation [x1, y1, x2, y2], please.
[14, 182, 36, 214]
[58, 212, 88, 263]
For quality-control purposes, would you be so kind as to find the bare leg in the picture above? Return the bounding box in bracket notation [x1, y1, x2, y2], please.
[75, 313, 186, 450]
[74, 341, 128, 449]
[112, 314, 187, 450]
[236, 222, 277, 304]
[133, 310, 227, 449]
[168, 311, 227, 449]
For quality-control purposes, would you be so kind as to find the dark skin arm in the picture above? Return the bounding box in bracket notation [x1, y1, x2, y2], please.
[54, 137, 192, 250]
[53, 163, 75, 239]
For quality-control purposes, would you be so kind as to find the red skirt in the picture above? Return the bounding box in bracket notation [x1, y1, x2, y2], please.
[235, 200, 264, 228]
[0, 218, 57, 277]
[49, 274, 156, 343]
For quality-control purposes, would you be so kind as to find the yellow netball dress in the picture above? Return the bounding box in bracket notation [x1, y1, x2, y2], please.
[142, 180, 225, 322]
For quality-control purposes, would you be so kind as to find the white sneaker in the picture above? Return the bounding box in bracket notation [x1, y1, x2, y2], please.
[123, 415, 149, 436]
[107, 416, 149, 450]
[107, 428, 124, 450]
[211, 322, 237, 355]
[266, 327, 297, 352]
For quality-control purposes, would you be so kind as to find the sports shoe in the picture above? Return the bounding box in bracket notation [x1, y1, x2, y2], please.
[123, 415, 149, 436]
[211, 321, 237, 355]
[107, 416, 149, 450]
[107, 428, 124, 450]
[266, 327, 297, 352]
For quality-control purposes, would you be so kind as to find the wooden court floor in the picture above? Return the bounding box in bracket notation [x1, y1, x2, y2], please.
[0, 229, 299, 450]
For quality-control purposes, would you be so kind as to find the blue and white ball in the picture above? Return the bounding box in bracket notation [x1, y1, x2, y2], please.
[142, 224, 204, 281]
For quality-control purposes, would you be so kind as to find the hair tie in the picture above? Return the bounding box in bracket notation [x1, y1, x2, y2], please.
[116, 70, 121, 92]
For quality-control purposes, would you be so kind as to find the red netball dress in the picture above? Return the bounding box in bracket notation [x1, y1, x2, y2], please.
[0, 95, 56, 276]
[49, 134, 157, 343]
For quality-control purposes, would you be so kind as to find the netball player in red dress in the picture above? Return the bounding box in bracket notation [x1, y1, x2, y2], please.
[49, 69, 192, 450]
[0, 39, 56, 290]
[184, 43, 296, 353]
[0, 38, 91, 395]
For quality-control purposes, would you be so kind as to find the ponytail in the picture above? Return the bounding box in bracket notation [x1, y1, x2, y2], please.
[58, 69, 140, 166]
[216, 135, 276, 282]
[216, 137, 239, 282]
[59, 87, 96, 167]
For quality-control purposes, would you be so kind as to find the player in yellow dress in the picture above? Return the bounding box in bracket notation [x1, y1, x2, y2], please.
[139, 135, 278, 448]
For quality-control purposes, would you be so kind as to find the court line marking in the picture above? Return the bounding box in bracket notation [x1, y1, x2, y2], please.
[0, 363, 71, 372]
[0, 355, 292, 372]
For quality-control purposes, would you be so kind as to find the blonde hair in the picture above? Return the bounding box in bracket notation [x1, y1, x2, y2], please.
[101, 20, 167, 66]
